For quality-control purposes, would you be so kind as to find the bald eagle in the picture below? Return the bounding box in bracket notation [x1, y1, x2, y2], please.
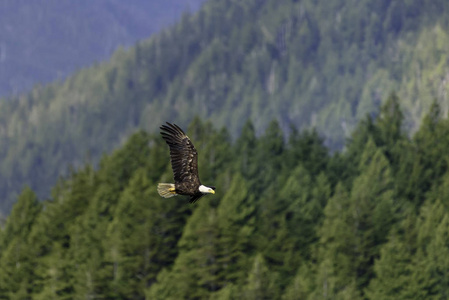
[157, 122, 215, 203]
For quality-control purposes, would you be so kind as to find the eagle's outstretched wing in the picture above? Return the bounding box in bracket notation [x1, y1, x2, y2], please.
[160, 122, 201, 187]
[189, 193, 204, 204]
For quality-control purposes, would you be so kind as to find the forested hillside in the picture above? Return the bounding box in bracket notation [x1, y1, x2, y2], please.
[1, 0, 449, 213]
[1, 96, 449, 299]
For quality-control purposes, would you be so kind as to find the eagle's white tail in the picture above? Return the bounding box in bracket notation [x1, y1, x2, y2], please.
[158, 183, 177, 198]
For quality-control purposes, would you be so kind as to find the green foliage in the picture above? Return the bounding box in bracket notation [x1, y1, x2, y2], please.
[2, 0, 449, 214]
[366, 226, 415, 299]
[241, 253, 281, 300]
[216, 173, 255, 283]
[3, 96, 449, 299]
[314, 183, 358, 299]
[0, 187, 41, 298]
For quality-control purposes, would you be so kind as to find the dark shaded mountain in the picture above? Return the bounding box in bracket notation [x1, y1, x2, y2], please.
[1, 0, 449, 213]
[0, 0, 205, 97]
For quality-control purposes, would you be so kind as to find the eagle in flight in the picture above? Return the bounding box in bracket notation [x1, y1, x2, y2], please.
[157, 122, 215, 203]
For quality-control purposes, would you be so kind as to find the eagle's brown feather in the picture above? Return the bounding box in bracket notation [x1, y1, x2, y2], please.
[160, 122, 202, 201]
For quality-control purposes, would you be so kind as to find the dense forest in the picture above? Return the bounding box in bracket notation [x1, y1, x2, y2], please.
[1, 0, 449, 213]
[1, 94, 449, 299]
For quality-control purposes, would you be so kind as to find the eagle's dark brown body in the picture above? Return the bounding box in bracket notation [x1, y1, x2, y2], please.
[158, 122, 215, 203]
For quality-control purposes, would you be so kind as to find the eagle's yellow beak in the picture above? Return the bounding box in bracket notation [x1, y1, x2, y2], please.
[210, 189, 215, 194]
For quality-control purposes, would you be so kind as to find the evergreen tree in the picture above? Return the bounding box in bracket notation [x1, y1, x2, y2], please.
[282, 263, 315, 300]
[68, 184, 116, 299]
[98, 130, 152, 195]
[366, 234, 414, 299]
[241, 253, 280, 300]
[350, 139, 396, 290]
[287, 127, 329, 177]
[0, 187, 41, 248]
[146, 200, 220, 299]
[407, 100, 449, 205]
[374, 92, 405, 154]
[32, 242, 74, 300]
[314, 183, 360, 299]
[234, 120, 258, 181]
[216, 173, 255, 284]
[365, 203, 418, 299]
[422, 214, 449, 298]
[260, 164, 329, 288]
[0, 187, 41, 298]
[23, 166, 97, 298]
[105, 168, 190, 299]
[406, 195, 449, 298]
[209, 283, 242, 300]
[344, 115, 377, 178]
[314, 138, 396, 298]
[105, 169, 155, 299]
[254, 120, 285, 192]
[66, 131, 155, 298]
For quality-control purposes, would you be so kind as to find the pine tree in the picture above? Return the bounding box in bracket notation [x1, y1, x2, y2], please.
[98, 130, 152, 195]
[0, 187, 41, 248]
[0, 187, 41, 298]
[22, 166, 97, 298]
[405, 196, 449, 299]
[314, 138, 396, 298]
[146, 199, 220, 299]
[344, 115, 377, 178]
[216, 173, 255, 284]
[32, 242, 74, 300]
[366, 234, 414, 299]
[242, 253, 281, 300]
[422, 213, 449, 298]
[210, 284, 241, 300]
[234, 120, 258, 180]
[66, 131, 155, 298]
[350, 139, 396, 290]
[260, 164, 329, 286]
[314, 183, 360, 299]
[105, 167, 190, 299]
[408, 100, 449, 205]
[375, 92, 405, 153]
[365, 204, 418, 299]
[258, 120, 284, 172]
[105, 169, 155, 299]
[282, 263, 315, 300]
[68, 183, 116, 299]
[287, 127, 329, 177]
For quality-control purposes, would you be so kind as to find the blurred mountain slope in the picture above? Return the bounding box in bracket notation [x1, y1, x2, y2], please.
[0, 0, 205, 96]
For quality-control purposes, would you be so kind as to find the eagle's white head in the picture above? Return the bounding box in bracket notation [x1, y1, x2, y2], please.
[199, 185, 215, 194]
